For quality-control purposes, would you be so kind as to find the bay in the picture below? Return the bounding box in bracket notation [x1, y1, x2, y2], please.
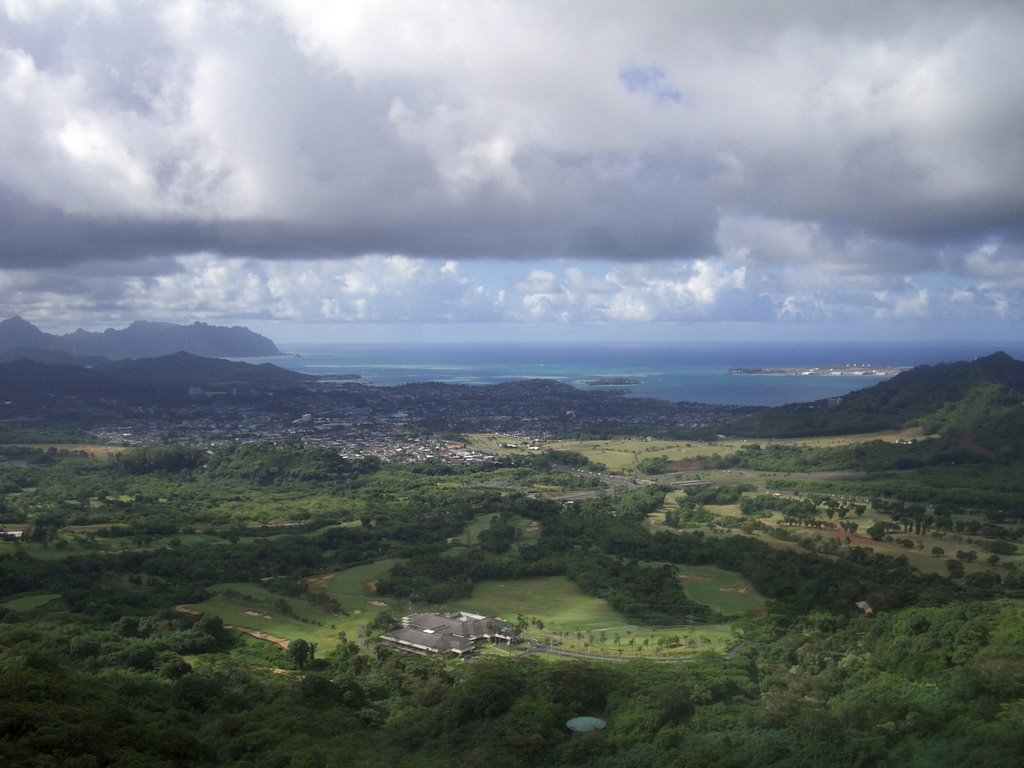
[249, 340, 1024, 407]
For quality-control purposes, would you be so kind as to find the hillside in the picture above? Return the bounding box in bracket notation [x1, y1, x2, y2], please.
[0, 316, 281, 359]
[0, 352, 311, 402]
[732, 352, 1024, 438]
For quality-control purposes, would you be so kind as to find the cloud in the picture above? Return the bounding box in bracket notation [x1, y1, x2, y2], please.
[0, 1, 1022, 337]
[1, 250, 1021, 335]
[513, 260, 761, 323]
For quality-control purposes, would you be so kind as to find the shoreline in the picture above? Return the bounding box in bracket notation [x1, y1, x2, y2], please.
[728, 366, 908, 377]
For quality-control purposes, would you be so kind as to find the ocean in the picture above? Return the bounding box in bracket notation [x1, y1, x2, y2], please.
[251, 341, 1024, 407]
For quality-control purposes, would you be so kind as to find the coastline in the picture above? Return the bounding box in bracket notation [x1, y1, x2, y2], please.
[729, 365, 908, 378]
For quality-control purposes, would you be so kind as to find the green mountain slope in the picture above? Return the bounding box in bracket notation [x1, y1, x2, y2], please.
[732, 352, 1024, 439]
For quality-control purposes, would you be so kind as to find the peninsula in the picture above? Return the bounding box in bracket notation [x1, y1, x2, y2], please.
[729, 364, 907, 377]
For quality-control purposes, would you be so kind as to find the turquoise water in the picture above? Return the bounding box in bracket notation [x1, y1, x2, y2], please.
[249, 341, 1024, 407]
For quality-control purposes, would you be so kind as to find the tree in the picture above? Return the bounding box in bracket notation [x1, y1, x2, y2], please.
[931, 546, 945, 558]
[289, 638, 315, 669]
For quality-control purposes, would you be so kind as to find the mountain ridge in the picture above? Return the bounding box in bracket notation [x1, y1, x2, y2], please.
[0, 316, 281, 359]
[732, 351, 1024, 438]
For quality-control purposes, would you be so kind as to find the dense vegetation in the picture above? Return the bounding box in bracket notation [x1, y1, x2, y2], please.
[3, 348, 1024, 768]
[731, 351, 1024, 438]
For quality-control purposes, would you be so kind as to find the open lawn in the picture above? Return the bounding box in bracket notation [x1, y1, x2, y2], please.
[428, 575, 741, 658]
[469, 430, 931, 475]
[511, 514, 543, 544]
[547, 438, 698, 473]
[1, 592, 62, 612]
[317, 558, 404, 603]
[460, 512, 542, 550]
[673, 565, 766, 615]
[182, 593, 333, 648]
[182, 559, 408, 648]
[184, 568, 747, 660]
[451, 576, 626, 630]
[183, 585, 348, 648]
[461, 512, 499, 545]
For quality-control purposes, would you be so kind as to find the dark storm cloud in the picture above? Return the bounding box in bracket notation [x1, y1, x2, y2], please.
[2, 0, 1022, 266]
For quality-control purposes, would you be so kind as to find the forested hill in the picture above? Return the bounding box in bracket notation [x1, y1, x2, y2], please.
[0, 352, 311, 401]
[732, 352, 1024, 438]
[0, 316, 280, 359]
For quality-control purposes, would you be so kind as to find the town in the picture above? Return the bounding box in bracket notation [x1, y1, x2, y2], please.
[75, 377, 751, 460]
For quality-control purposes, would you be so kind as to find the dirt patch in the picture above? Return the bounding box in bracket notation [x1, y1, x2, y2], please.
[524, 521, 541, 533]
[365, 579, 377, 593]
[368, 600, 387, 607]
[678, 574, 711, 582]
[225, 625, 290, 649]
[720, 586, 749, 594]
[670, 459, 703, 471]
[305, 575, 333, 589]
[175, 605, 201, 616]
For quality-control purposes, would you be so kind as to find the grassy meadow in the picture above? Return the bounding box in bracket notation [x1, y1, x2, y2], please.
[180, 560, 752, 659]
[673, 565, 767, 616]
[469, 429, 930, 474]
[1, 592, 63, 612]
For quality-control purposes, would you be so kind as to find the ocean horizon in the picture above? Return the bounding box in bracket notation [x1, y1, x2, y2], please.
[240, 340, 1024, 408]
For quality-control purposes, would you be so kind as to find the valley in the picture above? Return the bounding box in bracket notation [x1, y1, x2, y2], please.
[1, 352, 1023, 766]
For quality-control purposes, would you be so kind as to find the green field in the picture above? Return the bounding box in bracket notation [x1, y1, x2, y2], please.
[318, 558, 404, 604]
[461, 512, 499, 545]
[1, 592, 62, 612]
[674, 565, 766, 615]
[182, 559, 406, 648]
[182, 561, 753, 658]
[460, 512, 542, 550]
[542, 438, 698, 473]
[452, 576, 627, 630]
[470, 430, 931, 475]
[425, 575, 738, 657]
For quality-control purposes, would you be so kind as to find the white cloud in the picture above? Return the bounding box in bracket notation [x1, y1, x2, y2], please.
[514, 260, 752, 323]
[1, 1, 1023, 338]
[873, 288, 930, 320]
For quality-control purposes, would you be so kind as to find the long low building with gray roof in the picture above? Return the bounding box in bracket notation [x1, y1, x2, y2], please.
[379, 612, 513, 657]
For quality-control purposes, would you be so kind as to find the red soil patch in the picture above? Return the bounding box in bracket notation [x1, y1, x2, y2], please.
[366, 579, 377, 593]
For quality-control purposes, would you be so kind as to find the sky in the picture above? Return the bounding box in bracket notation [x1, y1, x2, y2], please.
[1, 0, 1023, 345]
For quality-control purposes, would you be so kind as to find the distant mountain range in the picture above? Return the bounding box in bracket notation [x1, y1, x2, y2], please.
[0, 316, 280, 360]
